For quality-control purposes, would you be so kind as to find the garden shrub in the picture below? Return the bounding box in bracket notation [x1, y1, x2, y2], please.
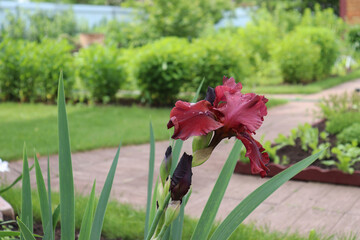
[271, 33, 321, 84]
[299, 5, 346, 36]
[237, 20, 280, 61]
[95, 20, 157, 48]
[76, 44, 127, 103]
[0, 38, 73, 102]
[143, 0, 213, 38]
[348, 25, 360, 52]
[337, 123, 360, 144]
[271, 26, 339, 84]
[294, 26, 339, 78]
[135, 37, 194, 105]
[0, 10, 81, 42]
[326, 112, 360, 134]
[190, 36, 252, 92]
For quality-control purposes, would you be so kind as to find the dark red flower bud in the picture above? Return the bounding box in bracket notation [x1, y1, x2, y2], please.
[170, 153, 192, 202]
[160, 146, 172, 185]
[205, 86, 216, 105]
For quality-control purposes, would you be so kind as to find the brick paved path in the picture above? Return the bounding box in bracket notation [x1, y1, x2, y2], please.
[5, 79, 360, 237]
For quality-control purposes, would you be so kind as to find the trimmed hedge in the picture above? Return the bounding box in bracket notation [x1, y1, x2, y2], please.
[271, 26, 339, 84]
[190, 36, 252, 91]
[0, 38, 74, 102]
[75, 44, 127, 103]
[135, 37, 195, 105]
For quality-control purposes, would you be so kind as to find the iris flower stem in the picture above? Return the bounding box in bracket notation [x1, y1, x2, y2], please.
[155, 224, 169, 240]
[146, 193, 171, 240]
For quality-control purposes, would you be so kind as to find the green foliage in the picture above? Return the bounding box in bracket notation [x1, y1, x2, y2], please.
[143, 0, 210, 38]
[337, 123, 360, 144]
[348, 25, 360, 52]
[76, 44, 127, 103]
[190, 36, 251, 92]
[142, 0, 232, 39]
[272, 26, 339, 84]
[95, 20, 156, 48]
[294, 27, 339, 78]
[326, 112, 360, 134]
[322, 141, 360, 174]
[0, 10, 82, 42]
[317, 92, 360, 119]
[299, 5, 346, 36]
[0, 38, 73, 102]
[271, 32, 320, 84]
[135, 38, 194, 105]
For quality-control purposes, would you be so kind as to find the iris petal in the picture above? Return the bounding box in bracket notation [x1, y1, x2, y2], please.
[214, 76, 242, 107]
[167, 100, 223, 140]
[217, 92, 268, 134]
[237, 132, 269, 177]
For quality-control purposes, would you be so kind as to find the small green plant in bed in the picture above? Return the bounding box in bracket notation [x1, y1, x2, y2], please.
[337, 123, 360, 144]
[321, 141, 360, 174]
[316, 91, 360, 120]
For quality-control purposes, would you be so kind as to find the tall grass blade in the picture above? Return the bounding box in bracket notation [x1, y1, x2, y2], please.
[90, 144, 121, 240]
[149, 178, 159, 226]
[58, 72, 75, 240]
[52, 204, 60, 232]
[0, 231, 20, 237]
[17, 217, 36, 240]
[46, 156, 54, 240]
[78, 180, 97, 240]
[34, 155, 50, 234]
[21, 145, 33, 240]
[145, 121, 156, 238]
[190, 140, 242, 240]
[209, 151, 323, 240]
[192, 77, 204, 103]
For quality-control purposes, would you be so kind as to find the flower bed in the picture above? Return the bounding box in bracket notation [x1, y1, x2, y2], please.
[235, 103, 360, 187]
[234, 161, 360, 187]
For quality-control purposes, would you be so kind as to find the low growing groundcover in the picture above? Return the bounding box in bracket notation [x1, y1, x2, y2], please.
[0, 99, 286, 161]
[1, 187, 352, 240]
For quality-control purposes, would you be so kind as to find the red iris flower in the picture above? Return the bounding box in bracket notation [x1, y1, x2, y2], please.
[167, 77, 269, 177]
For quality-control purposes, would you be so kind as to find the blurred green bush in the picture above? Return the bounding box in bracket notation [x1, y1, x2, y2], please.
[190, 36, 252, 92]
[134, 38, 194, 105]
[271, 26, 339, 84]
[0, 10, 83, 42]
[75, 44, 127, 103]
[0, 38, 74, 102]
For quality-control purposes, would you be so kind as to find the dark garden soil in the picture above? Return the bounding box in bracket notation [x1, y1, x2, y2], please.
[0, 220, 123, 240]
[275, 120, 360, 171]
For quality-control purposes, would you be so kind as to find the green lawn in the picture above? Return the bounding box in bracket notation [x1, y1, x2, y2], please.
[0, 98, 286, 161]
[243, 70, 360, 94]
[3, 187, 355, 240]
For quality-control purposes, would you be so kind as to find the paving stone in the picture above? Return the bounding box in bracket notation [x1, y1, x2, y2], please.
[0, 196, 15, 220]
[313, 185, 360, 213]
[332, 213, 360, 235]
[293, 208, 344, 235]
